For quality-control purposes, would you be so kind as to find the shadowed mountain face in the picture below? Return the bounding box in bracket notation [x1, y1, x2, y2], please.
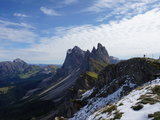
[43, 43, 110, 99]
[0, 44, 160, 120]
[56, 43, 110, 79]
[69, 58, 160, 120]
[0, 43, 110, 120]
[41, 43, 110, 101]
[58, 46, 86, 77]
[34, 43, 110, 118]
[0, 58, 57, 86]
[90, 43, 110, 63]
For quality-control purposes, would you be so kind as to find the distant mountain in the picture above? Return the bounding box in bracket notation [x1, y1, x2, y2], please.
[0, 43, 111, 120]
[109, 56, 120, 64]
[0, 58, 28, 79]
[1, 44, 159, 120]
[0, 58, 58, 110]
[0, 58, 58, 83]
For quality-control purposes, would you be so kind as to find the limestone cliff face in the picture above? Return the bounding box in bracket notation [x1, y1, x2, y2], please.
[39, 43, 111, 118]
[90, 43, 110, 63]
[56, 43, 110, 79]
[88, 43, 110, 73]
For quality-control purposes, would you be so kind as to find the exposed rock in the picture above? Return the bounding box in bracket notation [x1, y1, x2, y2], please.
[69, 58, 160, 120]
[56, 43, 110, 78]
[0, 43, 111, 120]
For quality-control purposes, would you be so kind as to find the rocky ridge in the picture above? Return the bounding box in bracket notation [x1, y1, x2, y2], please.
[70, 58, 160, 120]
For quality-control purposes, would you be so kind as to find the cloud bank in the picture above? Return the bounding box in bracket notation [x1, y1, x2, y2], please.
[0, 20, 37, 44]
[85, 0, 160, 22]
[1, 8, 159, 63]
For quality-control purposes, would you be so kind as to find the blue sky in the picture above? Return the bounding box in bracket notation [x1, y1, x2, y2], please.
[0, 0, 160, 64]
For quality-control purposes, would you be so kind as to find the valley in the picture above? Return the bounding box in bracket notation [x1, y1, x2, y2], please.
[0, 43, 159, 120]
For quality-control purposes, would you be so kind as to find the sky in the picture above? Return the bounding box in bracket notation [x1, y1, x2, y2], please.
[0, 0, 160, 64]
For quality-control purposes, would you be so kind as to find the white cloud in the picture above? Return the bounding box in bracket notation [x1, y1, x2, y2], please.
[0, 20, 37, 43]
[13, 13, 30, 17]
[1, 8, 160, 63]
[40, 7, 61, 16]
[19, 8, 159, 63]
[63, 0, 78, 5]
[85, 0, 160, 22]
[0, 19, 34, 29]
[0, 27, 37, 43]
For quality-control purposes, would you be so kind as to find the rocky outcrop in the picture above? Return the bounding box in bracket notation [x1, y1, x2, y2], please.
[69, 58, 160, 120]
[96, 58, 160, 93]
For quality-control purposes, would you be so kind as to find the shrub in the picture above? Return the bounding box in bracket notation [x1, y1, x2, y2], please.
[119, 103, 124, 106]
[102, 104, 117, 114]
[148, 112, 160, 120]
[152, 85, 160, 96]
[138, 95, 159, 105]
[131, 104, 143, 111]
[113, 111, 123, 120]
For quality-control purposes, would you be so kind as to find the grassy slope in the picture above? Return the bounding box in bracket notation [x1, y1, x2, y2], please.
[86, 71, 98, 79]
[0, 86, 14, 94]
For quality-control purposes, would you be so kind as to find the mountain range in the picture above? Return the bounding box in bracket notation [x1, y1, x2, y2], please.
[0, 43, 159, 120]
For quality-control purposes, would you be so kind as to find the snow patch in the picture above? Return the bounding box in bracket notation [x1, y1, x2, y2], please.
[70, 80, 135, 120]
[81, 88, 94, 100]
[88, 78, 160, 120]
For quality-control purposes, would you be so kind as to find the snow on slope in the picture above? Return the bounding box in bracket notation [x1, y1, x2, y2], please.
[70, 78, 160, 120]
[70, 79, 136, 120]
[81, 88, 94, 100]
[88, 78, 160, 120]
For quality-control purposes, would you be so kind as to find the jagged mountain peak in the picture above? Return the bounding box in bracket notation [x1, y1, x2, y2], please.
[97, 43, 103, 49]
[55, 43, 110, 85]
[67, 46, 85, 55]
[91, 43, 104, 53]
[13, 58, 26, 64]
[73, 46, 81, 50]
[91, 46, 96, 53]
[90, 43, 110, 64]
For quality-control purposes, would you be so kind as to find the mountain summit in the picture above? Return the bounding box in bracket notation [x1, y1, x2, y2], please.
[35, 43, 111, 118]
[60, 46, 86, 76]
[13, 58, 26, 64]
[91, 43, 110, 63]
[56, 43, 110, 78]
[0, 44, 160, 120]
